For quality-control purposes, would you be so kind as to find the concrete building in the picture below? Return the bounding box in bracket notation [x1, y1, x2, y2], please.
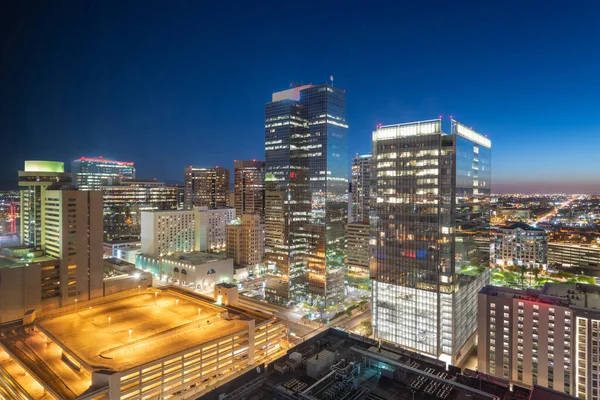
[477, 283, 600, 396]
[233, 160, 265, 218]
[140, 207, 236, 259]
[548, 242, 600, 277]
[42, 188, 104, 304]
[196, 206, 236, 253]
[101, 177, 179, 241]
[18, 160, 71, 250]
[0, 287, 287, 400]
[136, 252, 233, 291]
[71, 156, 135, 190]
[184, 166, 230, 209]
[347, 221, 370, 277]
[350, 153, 372, 223]
[214, 283, 239, 306]
[371, 119, 491, 365]
[141, 210, 196, 257]
[227, 214, 264, 268]
[493, 222, 548, 269]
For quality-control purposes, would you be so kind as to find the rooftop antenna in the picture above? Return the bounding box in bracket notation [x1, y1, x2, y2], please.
[330, 75, 334, 87]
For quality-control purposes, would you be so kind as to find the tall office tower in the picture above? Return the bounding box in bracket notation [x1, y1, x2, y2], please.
[350, 153, 372, 223]
[71, 156, 135, 190]
[19, 161, 72, 250]
[184, 166, 230, 209]
[233, 160, 265, 217]
[101, 178, 178, 240]
[493, 222, 548, 269]
[227, 214, 265, 267]
[42, 188, 104, 304]
[347, 222, 370, 278]
[477, 284, 593, 396]
[371, 119, 491, 365]
[173, 185, 185, 210]
[264, 83, 349, 306]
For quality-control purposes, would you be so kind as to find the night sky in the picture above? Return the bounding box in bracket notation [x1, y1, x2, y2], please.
[2, 1, 600, 193]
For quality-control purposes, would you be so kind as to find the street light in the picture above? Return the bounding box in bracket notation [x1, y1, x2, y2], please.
[128, 328, 132, 340]
[176, 299, 179, 307]
[107, 316, 111, 326]
[74, 299, 78, 311]
[198, 308, 201, 316]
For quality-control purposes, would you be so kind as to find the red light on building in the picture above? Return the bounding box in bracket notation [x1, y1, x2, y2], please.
[290, 172, 296, 179]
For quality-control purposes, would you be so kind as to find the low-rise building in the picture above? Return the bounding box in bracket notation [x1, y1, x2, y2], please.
[493, 222, 548, 269]
[103, 239, 141, 263]
[136, 251, 233, 291]
[0, 287, 287, 400]
[549, 242, 600, 277]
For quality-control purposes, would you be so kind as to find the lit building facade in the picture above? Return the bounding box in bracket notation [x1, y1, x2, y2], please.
[101, 178, 179, 240]
[196, 207, 236, 253]
[19, 160, 71, 250]
[548, 242, 600, 277]
[493, 222, 548, 269]
[350, 153, 372, 223]
[184, 166, 230, 209]
[71, 156, 135, 190]
[477, 283, 600, 397]
[141, 210, 197, 257]
[233, 160, 265, 218]
[227, 214, 264, 268]
[371, 119, 491, 365]
[347, 222, 370, 277]
[264, 83, 349, 306]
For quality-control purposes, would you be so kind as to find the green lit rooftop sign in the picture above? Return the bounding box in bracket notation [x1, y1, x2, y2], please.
[24, 160, 65, 173]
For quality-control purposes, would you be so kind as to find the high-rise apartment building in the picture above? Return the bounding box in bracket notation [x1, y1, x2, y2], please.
[101, 178, 178, 240]
[227, 214, 264, 267]
[350, 153, 372, 223]
[140, 207, 236, 257]
[141, 210, 196, 257]
[233, 160, 265, 217]
[184, 166, 230, 209]
[264, 83, 349, 306]
[476, 283, 600, 396]
[493, 222, 548, 269]
[19, 161, 72, 250]
[196, 207, 236, 253]
[42, 188, 104, 303]
[371, 119, 491, 365]
[71, 156, 135, 190]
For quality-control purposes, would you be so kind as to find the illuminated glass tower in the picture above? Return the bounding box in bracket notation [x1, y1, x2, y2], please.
[233, 160, 265, 218]
[350, 153, 372, 223]
[371, 119, 491, 365]
[184, 166, 230, 209]
[71, 156, 135, 190]
[264, 83, 349, 306]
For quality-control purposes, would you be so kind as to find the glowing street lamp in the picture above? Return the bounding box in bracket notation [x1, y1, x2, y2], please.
[128, 328, 132, 340]
[108, 316, 111, 326]
[74, 298, 78, 311]
[198, 308, 201, 316]
[176, 299, 179, 307]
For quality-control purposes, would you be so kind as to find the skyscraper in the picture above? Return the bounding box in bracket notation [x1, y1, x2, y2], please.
[264, 83, 349, 306]
[184, 166, 230, 209]
[349, 153, 372, 223]
[101, 178, 179, 240]
[233, 160, 265, 217]
[71, 156, 135, 190]
[19, 161, 71, 250]
[371, 118, 491, 365]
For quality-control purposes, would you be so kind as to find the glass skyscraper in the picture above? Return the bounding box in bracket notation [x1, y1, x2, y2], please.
[371, 118, 491, 365]
[71, 156, 135, 190]
[264, 83, 349, 306]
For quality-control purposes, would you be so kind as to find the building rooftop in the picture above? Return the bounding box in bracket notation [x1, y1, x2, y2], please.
[0, 253, 57, 269]
[163, 251, 229, 265]
[0, 287, 273, 399]
[500, 221, 545, 231]
[203, 329, 553, 400]
[481, 282, 600, 310]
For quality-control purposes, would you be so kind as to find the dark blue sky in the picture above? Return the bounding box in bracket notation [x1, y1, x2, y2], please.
[2, 1, 600, 193]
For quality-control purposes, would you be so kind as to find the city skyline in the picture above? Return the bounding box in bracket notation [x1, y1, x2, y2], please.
[3, 2, 600, 193]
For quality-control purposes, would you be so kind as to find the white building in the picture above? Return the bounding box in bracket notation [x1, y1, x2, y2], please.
[196, 207, 236, 252]
[141, 210, 196, 257]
